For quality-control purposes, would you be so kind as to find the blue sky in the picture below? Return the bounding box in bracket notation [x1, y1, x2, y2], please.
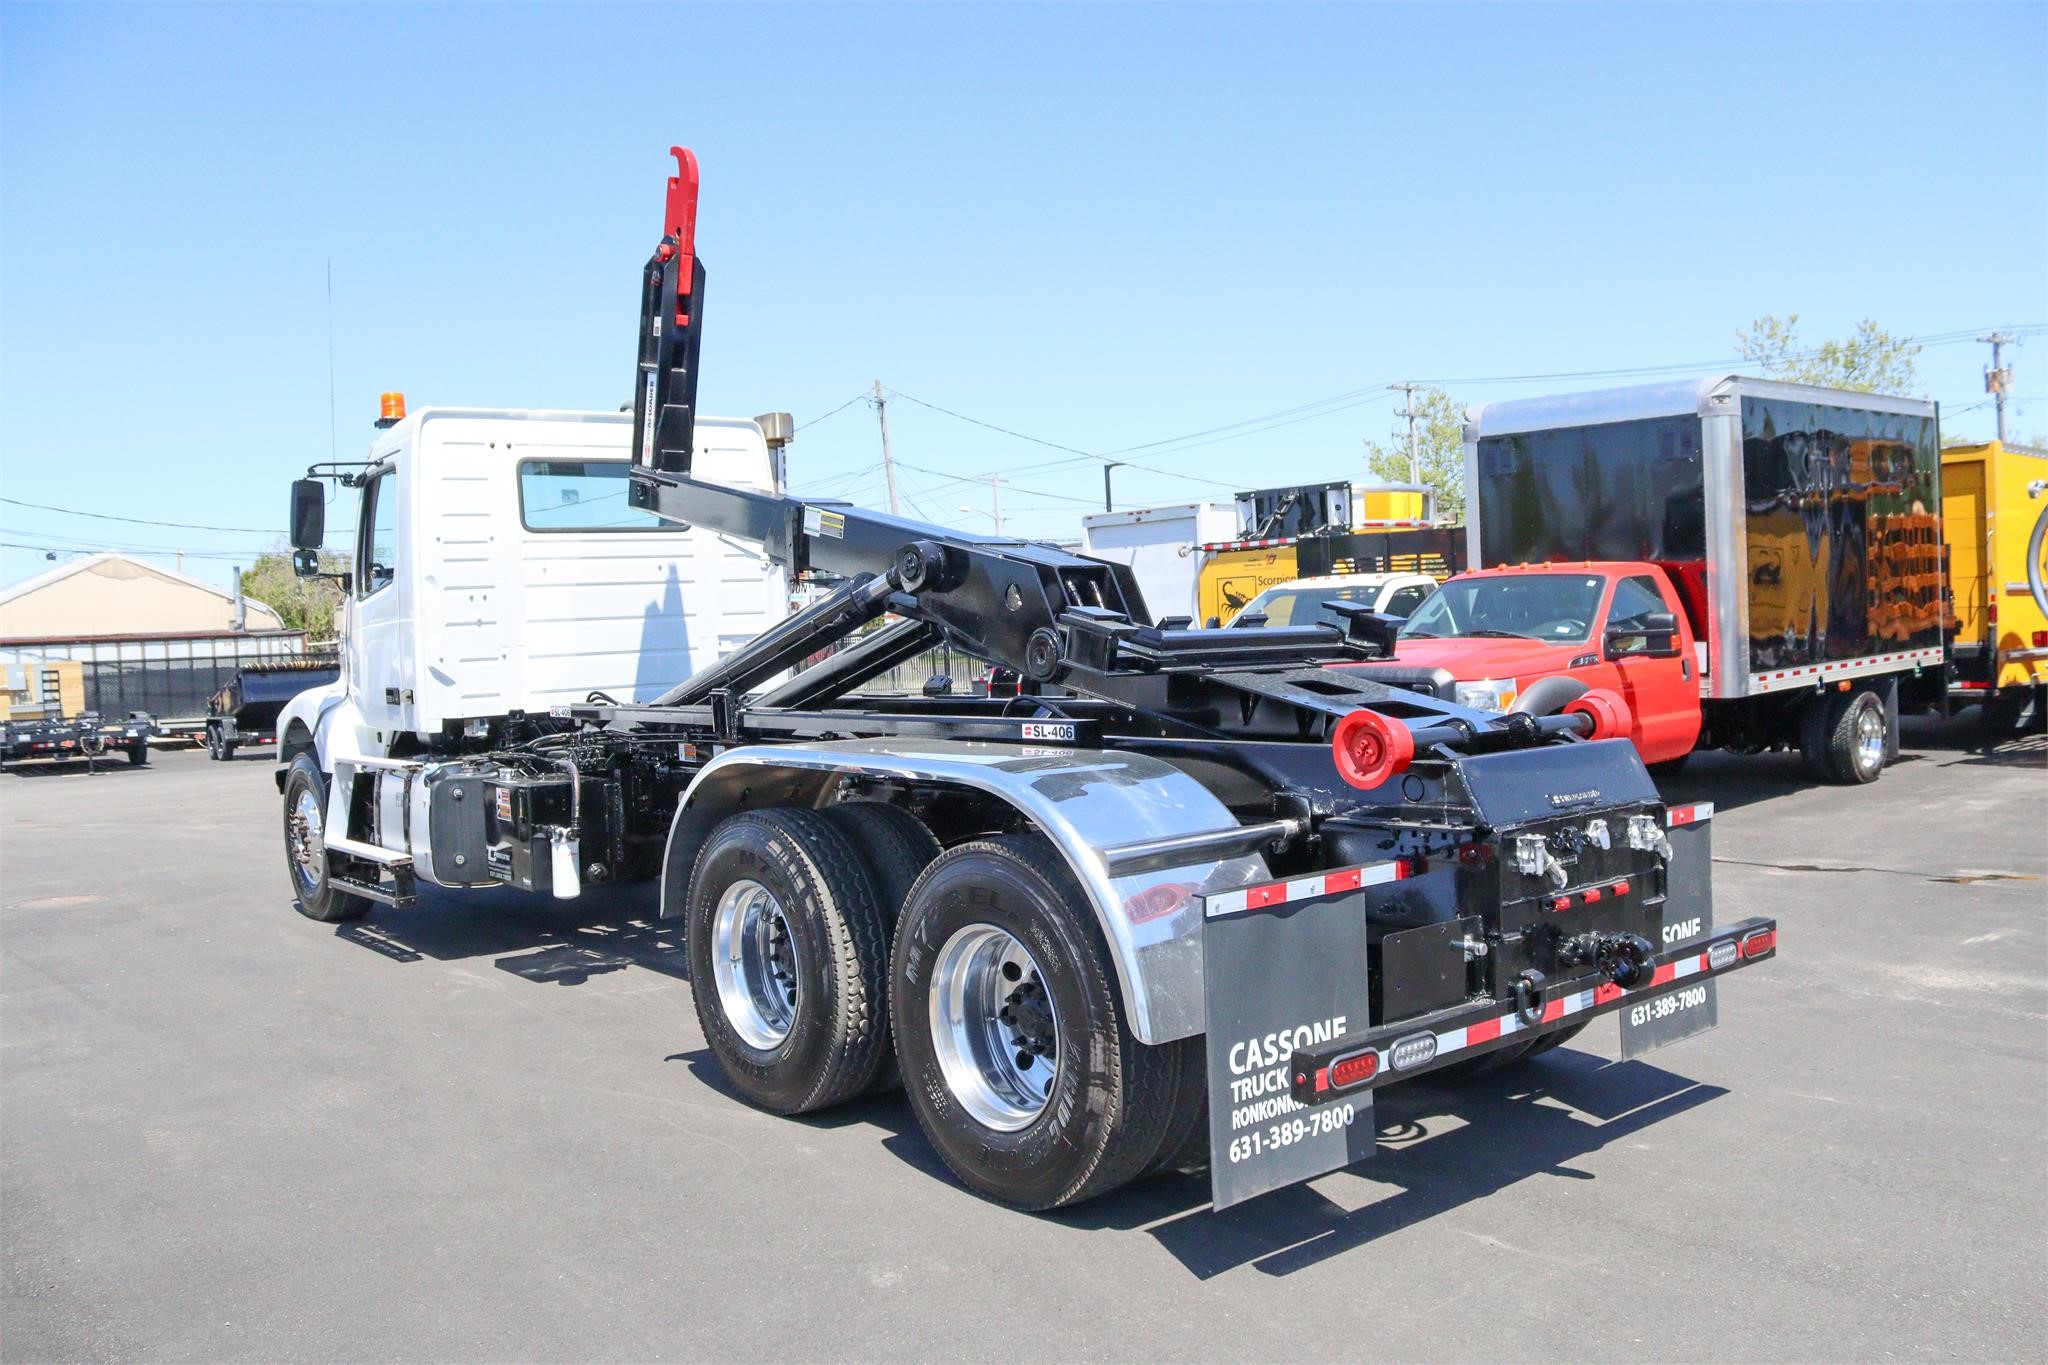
[3, 1, 2043, 594]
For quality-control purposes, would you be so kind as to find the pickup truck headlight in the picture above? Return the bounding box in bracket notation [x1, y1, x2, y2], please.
[1454, 678, 1518, 713]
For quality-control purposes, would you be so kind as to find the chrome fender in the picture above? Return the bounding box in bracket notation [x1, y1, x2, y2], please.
[662, 739, 1270, 1044]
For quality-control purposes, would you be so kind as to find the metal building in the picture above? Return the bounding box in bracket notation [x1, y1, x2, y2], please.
[0, 553, 307, 724]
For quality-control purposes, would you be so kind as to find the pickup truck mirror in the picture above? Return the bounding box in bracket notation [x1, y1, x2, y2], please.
[1605, 611, 1681, 659]
[290, 480, 325, 552]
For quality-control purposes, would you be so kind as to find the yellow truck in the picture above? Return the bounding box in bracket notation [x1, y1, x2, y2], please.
[1942, 440, 2048, 731]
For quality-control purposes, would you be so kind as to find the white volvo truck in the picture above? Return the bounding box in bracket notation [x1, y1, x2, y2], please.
[272, 145, 1778, 1212]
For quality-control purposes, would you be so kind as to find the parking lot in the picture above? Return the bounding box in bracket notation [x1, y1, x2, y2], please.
[2, 722, 2042, 1362]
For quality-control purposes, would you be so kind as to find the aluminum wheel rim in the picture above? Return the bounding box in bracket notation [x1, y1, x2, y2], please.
[711, 879, 800, 1050]
[928, 924, 1058, 1132]
[1855, 703, 1885, 772]
[288, 787, 326, 895]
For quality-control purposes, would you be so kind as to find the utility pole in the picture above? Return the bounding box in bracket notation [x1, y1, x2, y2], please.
[1980, 333, 2015, 445]
[1388, 382, 1421, 483]
[873, 380, 900, 515]
[1102, 461, 1123, 512]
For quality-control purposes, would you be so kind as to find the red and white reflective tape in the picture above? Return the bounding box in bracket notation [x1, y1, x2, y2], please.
[1196, 538, 1298, 552]
[1748, 647, 1941, 691]
[1665, 802, 1714, 827]
[1311, 931, 1775, 1093]
[1204, 858, 1411, 918]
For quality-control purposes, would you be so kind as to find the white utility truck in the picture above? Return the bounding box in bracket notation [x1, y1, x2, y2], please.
[1079, 501, 1238, 621]
[271, 145, 1778, 1213]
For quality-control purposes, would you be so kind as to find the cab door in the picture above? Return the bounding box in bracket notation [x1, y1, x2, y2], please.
[1600, 573, 1700, 762]
[348, 465, 414, 738]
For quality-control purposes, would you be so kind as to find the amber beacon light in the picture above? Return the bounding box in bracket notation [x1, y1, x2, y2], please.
[376, 392, 407, 428]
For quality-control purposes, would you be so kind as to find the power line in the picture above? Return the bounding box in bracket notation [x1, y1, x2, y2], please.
[0, 497, 274, 534]
[796, 392, 868, 431]
[892, 459, 1104, 506]
[885, 388, 1097, 458]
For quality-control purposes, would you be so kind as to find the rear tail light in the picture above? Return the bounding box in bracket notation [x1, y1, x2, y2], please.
[2035, 630, 2048, 648]
[1740, 928, 1777, 959]
[1328, 1050, 1379, 1089]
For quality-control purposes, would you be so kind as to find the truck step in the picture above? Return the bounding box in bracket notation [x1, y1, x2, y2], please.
[324, 835, 414, 869]
[329, 872, 418, 909]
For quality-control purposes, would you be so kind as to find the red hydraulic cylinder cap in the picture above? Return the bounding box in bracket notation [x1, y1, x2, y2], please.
[1332, 709, 1415, 790]
[1563, 687, 1632, 742]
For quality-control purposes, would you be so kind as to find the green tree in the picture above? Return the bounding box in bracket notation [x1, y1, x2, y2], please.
[1363, 385, 1468, 523]
[1737, 314, 1920, 393]
[240, 547, 348, 642]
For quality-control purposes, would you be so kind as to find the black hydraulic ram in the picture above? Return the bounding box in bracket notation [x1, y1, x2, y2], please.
[1288, 918, 1780, 1102]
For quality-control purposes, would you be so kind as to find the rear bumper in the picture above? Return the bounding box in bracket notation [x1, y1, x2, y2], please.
[1290, 916, 1778, 1102]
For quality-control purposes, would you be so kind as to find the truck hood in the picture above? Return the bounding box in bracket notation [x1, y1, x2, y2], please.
[1376, 635, 1584, 679]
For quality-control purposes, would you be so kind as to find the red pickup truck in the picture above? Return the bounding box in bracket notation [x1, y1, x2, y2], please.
[1337, 563, 1708, 770]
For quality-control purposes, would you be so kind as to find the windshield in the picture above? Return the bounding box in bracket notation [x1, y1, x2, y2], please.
[1399, 573, 1607, 642]
[1232, 582, 1379, 627]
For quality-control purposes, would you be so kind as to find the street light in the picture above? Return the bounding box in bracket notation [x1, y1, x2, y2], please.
[957, 505, 1003, 535]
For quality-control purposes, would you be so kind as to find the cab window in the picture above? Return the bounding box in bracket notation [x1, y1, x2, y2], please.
[1382, 583, 1431, 617]
[358, 472, 397, 596]
[1608, 575, 1670, 629]
[518, 459, 675, 531]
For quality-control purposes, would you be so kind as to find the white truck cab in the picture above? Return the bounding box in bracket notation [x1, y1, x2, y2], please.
[277, 406, 789, 896]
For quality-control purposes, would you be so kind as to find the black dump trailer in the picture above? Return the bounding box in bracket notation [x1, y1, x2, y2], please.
[207, 661, 338, 760]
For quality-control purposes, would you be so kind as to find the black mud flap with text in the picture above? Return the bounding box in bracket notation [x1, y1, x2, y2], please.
[1201, 870, 1384, 1210]
[1620, 803, 1717, 1060]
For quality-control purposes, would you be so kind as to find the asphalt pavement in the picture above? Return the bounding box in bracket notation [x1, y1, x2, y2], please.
[3, 719, 2043, 1362]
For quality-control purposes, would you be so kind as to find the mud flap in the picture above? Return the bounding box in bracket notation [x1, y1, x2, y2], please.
[1621, 805, 1717, 1060]
[1201, 881, 1377, 1210]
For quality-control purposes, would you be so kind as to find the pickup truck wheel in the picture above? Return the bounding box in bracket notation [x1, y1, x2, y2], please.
[126, 742, 148, 766]
[823, 802, 942, 1094]
[685, 809, 892, 1115]
[890, 834, 1180, 1210]
[281, 753, 371, 923]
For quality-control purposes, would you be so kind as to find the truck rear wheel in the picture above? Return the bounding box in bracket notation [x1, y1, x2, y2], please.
[890, 834, 1181, 1210]
[281, 753, 371, 923]
[823, 802, 943, 1094]
[1803, 689, 1884, 784]
[684, 809, 892, 1115]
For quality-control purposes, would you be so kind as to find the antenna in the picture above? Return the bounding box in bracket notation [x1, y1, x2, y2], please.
[326, 260, 338, 462]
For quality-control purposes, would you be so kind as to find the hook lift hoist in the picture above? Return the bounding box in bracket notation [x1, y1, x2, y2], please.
[278, 145, 1777, 1211]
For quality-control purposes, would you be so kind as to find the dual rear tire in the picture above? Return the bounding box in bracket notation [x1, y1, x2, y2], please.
[684, 809, 1193, 1209]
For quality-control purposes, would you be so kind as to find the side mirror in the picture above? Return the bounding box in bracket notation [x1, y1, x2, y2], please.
[1605, 612, 1681, 659]
[290, 480, 325, 551]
